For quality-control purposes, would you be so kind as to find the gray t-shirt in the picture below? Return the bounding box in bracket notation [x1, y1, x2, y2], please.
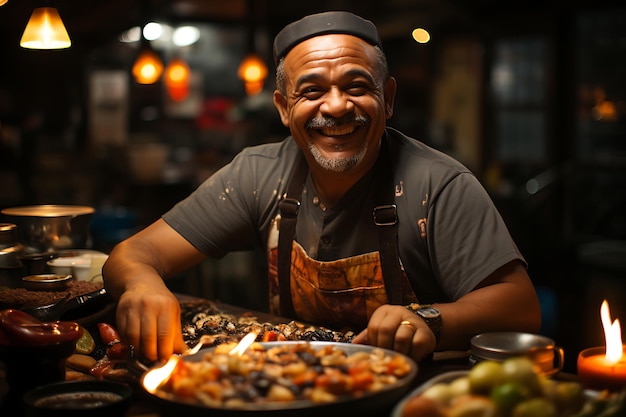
[163, 127, 525, 303]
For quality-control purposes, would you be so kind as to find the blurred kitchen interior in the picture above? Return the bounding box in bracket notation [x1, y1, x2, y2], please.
[0, 0, 625, 372]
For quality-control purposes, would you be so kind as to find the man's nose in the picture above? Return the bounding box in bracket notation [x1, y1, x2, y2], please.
[320, 87, 354, 117]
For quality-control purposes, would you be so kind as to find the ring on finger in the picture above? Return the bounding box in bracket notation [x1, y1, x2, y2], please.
[399, 320, 416, 331]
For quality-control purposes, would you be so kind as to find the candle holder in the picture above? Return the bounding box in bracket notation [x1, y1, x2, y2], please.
[577, 346, 626, 391]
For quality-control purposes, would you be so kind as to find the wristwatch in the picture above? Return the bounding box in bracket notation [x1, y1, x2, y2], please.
[406, 304, 442, 346]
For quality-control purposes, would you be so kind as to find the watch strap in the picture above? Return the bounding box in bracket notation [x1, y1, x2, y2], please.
[406, 303, 441, 346]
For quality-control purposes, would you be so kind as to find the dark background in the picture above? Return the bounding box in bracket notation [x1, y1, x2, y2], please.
[1, 0, 625, 373]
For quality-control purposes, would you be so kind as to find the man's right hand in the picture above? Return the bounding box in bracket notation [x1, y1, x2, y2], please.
[103, 218, 208, 362]
[114, 283, 187, 362]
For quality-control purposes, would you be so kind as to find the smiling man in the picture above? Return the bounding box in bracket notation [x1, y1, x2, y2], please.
[103, 11, 541, 363]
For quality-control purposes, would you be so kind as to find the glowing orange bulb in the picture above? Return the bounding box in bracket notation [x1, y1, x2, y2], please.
[165, 58, 190, 84]
[132, 48, 163, 84]
[237, 54, 267, 95]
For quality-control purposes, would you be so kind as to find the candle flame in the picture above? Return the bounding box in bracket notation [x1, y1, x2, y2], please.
[600, 299, 623, 364]
[229, 331, 258, 357]
[185, 334, 215, 356]
[143, 355, 180, 393]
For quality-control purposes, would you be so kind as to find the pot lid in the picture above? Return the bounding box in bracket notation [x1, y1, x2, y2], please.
[1, 205, 94, 217]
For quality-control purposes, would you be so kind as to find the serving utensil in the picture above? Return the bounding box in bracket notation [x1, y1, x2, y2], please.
[21, 288, 108, 322]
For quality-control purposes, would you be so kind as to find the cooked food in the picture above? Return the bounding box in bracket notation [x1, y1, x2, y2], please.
[180, 299, 355, 346]
[152, 341, 413, 408]
[0, 280, 103, 309]
[63, 300, 359, 383]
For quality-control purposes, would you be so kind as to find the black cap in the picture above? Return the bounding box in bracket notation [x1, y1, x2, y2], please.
[273, 11, 382, 65]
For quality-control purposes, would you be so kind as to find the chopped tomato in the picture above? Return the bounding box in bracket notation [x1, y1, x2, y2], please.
[315, 370, 351, 395]
[350, 372, 375, 391]
[262, 330, 279, 342]
[292, 369, 317, 387]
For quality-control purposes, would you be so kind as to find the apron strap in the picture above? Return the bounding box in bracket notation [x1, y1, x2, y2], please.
[373, 142, 403, 305]
[277, 153, 307, 317]
[374, 141, 441, 305]
[373, 204, 403, 304]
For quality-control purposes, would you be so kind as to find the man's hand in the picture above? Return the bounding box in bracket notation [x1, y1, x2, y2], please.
[352, 304, 436, 362]
[114, 283, 188, 362]
[103, 219, 207, 362]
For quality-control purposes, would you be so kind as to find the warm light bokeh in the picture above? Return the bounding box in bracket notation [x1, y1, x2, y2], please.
[132, 48, 164, 84]
[165, 57, 191, 101]
[412, 28, 431, 44]
[238, 54, 268, 96]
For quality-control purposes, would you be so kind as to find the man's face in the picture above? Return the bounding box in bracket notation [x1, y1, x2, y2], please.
[273, 34, 396, 174]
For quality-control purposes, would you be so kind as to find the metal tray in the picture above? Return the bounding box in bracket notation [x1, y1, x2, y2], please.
[141, 341, 418, 417]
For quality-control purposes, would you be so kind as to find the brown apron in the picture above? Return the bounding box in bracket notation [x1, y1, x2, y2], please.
[267, 141, 419, 330]
[268, 239, 418, 330]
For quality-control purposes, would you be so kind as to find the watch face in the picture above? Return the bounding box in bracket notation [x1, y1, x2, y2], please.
[418, 307, 440, 319]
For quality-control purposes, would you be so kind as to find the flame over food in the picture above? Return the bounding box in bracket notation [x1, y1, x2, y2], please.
[143, 331, 259, 392]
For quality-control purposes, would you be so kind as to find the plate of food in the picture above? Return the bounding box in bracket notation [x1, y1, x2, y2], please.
[1, 279, 114, 326]
[391, 360, 625, 417]
[141, 340, 418, 417]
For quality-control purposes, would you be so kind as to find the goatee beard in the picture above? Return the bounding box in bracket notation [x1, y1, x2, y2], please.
[309, 142, 367, 172]
[306, 113, 370, 172]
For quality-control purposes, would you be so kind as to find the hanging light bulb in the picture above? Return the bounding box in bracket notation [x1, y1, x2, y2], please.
[165, 57, 190, 101]
[0, 1, 9, 7]
[20, 2, 71, 49]
[237, 53, 268, 96]
[132, 41, 163, 84]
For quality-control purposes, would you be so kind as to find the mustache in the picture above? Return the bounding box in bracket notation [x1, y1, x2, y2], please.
[306, 114, 370, 129]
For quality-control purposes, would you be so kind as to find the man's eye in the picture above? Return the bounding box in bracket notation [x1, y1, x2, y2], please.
[302, 87, 324, 98]
[346, 84, 368, 95]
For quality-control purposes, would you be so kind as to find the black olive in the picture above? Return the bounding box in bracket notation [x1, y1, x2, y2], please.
[251, 371, 274, 394]
[298, 351, 318, 366]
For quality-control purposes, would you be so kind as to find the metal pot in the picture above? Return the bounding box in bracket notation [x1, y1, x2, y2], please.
[0, 223, 26, 287]
[0, 223, 24, 266]
[1, 205, 94, 253]
[469, 331, 564, 375]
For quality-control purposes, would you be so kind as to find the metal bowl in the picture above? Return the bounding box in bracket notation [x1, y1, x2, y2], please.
[1, 205, 94, 253]
[142, 341, 418, 417]
[22, 274, 73, 291]
[470, 332, 564, 375]
[22, 380, 132, 417]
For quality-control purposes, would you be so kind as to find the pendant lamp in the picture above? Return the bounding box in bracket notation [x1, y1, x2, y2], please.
[237, 53, 268, 96]
[165, 57, 191, 101]
[20, 1, 71, 49]
[132, 40, 163, 84]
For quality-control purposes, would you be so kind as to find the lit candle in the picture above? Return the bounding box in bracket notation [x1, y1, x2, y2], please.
[577, 300, 626, 391]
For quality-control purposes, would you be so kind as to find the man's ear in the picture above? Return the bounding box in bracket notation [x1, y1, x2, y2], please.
[383, 76, 397, 119]
[273, 90, 290, 127]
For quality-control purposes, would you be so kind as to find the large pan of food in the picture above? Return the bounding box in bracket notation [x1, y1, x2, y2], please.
[140, 340, 418, 417]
